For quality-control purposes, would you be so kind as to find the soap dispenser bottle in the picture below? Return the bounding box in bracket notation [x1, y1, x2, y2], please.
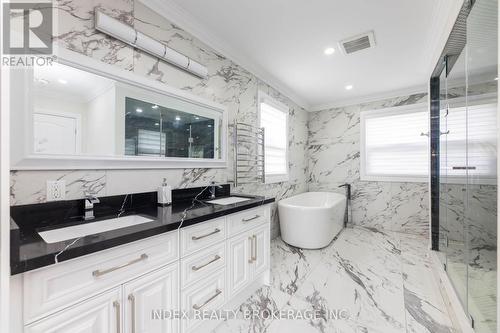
[157, 178, 172, 206]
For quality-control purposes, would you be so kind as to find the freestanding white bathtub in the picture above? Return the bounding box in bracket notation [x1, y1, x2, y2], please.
[278, 192, 346, 249]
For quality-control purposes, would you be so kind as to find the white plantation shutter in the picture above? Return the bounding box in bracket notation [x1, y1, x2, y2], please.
[361, 106, 429, 181]
[444, 103, 497, 180]
[259, 93, 289, 183]
[137, 129, 166, 156]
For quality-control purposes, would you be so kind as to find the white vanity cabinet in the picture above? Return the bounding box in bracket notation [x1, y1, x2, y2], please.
[11, 204, 272, 333]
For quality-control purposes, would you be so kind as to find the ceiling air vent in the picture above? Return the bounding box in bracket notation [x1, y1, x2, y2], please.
[338, 31, 376, 55]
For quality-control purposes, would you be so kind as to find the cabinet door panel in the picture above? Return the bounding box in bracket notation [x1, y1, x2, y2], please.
[25, 288, 121, 333]
[227, 232, 251, 297]
[123, 264, 178, 333]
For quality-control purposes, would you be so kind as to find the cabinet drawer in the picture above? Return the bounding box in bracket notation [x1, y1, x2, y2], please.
[181, 243, 225, 288]
[25, 287, 122, 333]
[23, 231, 178, 324]
[181, 269, 226, 332]
[226, 206, 269, 237]
[180, 218, 225, 257]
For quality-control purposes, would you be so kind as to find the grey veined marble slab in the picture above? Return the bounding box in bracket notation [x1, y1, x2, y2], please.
[212, 227, 456, 333]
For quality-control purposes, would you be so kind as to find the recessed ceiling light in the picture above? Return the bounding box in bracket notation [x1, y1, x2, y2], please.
[58, 78, 68, 84]
[152, 105, 159, 109]
[175, 116, 181, 121]
[324, 47, 335, 55]
[136, 108, 143, 113]
[345, 85, 353, 90]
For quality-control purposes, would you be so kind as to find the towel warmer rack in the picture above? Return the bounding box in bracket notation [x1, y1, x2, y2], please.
[233, 121, 265, 186]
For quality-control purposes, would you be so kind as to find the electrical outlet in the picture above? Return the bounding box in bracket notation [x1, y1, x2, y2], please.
[46, 180, 66, 201]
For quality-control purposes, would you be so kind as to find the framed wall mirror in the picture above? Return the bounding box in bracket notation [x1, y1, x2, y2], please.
[10, 49, 227, 170]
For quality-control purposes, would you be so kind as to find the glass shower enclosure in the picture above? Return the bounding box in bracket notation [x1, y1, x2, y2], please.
[430, 0, 497, 332]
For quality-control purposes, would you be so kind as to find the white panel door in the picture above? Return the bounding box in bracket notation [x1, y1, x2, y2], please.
[227, 232, 251, 297]
[123, 264, 178, 333]
[34, 112, 80, 154]
[25, 288, 121, 333]
[252, 225, 270, 277]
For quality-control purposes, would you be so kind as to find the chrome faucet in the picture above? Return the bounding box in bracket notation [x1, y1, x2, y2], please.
[209, 181, 223, 199]
[84, 192, 100, 220]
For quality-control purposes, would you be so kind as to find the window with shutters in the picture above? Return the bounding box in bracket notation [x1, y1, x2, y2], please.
[360, 104, 429, 182]
[361, 101, 497, 183]
[258, 91, 289, 183]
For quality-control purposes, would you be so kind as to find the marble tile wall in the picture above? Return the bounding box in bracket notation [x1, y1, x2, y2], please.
[9, 0, 309, 239]
[308, 93, 431, 236]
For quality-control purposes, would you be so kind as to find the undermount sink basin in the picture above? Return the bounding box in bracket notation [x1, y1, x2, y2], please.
[38, 215, 155, 244]
[205, 196, 252, 205]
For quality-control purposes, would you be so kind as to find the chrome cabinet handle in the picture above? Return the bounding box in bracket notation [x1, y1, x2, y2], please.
[92, 254, 148, 277]
[452, 166, 476, 170]
[192, 255, 221, 271]
[242, 215, 260, 222]
[192, 289, 222, 310]
[113, 300, 121, 333]
[248, 236, 254, 263]
[128, 294, 136, 333]
[192, 228, 221, 241]
[253, 235, 257, 262]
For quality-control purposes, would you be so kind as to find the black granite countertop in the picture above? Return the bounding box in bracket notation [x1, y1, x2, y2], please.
[10, 185, 274, 275]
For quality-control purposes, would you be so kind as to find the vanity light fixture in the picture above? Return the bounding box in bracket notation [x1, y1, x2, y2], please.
[345, 85, 353, 90]
[324, 47, 335, 55]
[58, 79, 68, 84]
[95, 10, 208, 78]
[136, 108, 143, 113]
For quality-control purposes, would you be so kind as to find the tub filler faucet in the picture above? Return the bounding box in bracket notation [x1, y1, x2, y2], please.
[338, 183, 351, 227]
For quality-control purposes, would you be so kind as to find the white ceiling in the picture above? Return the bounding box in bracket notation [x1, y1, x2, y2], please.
[34, 63, 115, 103]
[144, 0, 462, 110]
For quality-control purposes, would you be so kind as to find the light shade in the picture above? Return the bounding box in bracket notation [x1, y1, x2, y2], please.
[135, 31, 165, 58]
[187, 59, 209, 78]
[164, 47, 189, 69]
[95, 10, 136, 44]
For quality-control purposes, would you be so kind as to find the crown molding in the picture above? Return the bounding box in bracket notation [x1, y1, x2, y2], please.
[139, 0, 311, 110]
[309, 84, 428, 112]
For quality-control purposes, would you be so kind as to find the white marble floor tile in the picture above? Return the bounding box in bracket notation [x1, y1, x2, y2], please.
[212, 227, 457, 333]
[270, 238, 323, 296]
